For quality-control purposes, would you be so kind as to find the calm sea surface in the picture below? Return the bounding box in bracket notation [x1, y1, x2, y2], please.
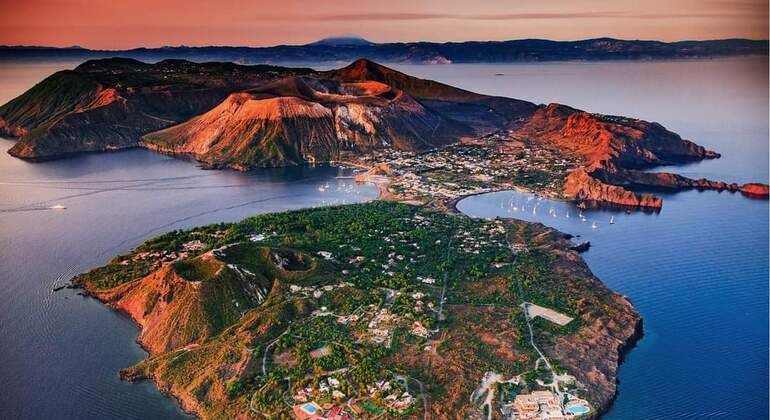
[0, 58, 767, 419]
[0, 62, 379, 419]
[451, 58, 768, 419]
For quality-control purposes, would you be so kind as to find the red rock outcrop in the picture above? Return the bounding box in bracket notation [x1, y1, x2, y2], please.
[92, 252, 271, 355]
[563, 168, 663, 209]
[511, 104, 718, 168]
[507, 103, 752, 208]
[740, 183, 770, 198]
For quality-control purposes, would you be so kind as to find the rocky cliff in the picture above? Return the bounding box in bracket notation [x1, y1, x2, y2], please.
[507, 103, 742, 208]
[511, 104, 719, 168]
[511, 223, 644, 417]
[563, 168, 663, 209]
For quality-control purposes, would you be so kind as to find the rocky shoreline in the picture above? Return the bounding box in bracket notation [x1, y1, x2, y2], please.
[73, 284, 204, 416]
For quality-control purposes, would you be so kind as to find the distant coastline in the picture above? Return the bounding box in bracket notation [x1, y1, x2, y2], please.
[1, 37, 766, 64]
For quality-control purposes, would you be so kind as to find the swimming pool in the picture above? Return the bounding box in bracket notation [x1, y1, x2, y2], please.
[566, 405, 590, 415]
[302, 403, 318, 414]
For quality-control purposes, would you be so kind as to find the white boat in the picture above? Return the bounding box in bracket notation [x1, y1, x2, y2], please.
[609, 216, 615, 224]
[591, 222, 598, 229]
[50, 205, 66, 210]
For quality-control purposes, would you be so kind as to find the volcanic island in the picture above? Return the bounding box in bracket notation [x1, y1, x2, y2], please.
[3, 58, 766, 419]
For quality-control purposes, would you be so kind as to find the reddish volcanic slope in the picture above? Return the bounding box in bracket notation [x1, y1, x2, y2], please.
[506, 103, 749, 208]
[142, 74, 472, 168]
[144, 94, 339, 169]
[511, 103, 719, 169]
[2, 57, 765, 208]
[89, 251, 273, 355]
[0, 59, 313, 160]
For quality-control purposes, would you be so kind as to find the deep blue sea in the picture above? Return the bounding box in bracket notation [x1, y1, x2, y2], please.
[0, 58, 767, 419]
[452, 58, 768, 419]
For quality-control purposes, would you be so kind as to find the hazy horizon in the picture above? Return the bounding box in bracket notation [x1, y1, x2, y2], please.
[1, 0, 767, 49]
[2, 35, 769, 50]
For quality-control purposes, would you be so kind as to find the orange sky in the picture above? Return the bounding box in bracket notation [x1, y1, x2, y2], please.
[0, 0, 767, 49]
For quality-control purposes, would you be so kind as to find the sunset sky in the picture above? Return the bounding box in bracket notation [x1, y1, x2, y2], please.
[1, 0, 767, 49]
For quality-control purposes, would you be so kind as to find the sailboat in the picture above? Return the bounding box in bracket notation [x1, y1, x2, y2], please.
[591, 222, 598, 229]
[609, 216, 615, 224]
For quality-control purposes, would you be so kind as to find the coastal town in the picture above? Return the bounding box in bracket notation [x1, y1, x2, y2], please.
[346, 132, 580, 208]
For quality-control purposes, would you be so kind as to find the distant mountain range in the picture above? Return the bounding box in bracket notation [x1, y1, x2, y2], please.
[1, 37, 766, 64]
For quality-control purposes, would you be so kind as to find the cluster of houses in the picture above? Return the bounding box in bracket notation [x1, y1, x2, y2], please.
[120, 239, 209, 267]
[291, 378, 415, 419]
[293, 377, 347, 405]
[367, 306, 400, 347]
[454, 220, 508, 255]
[355, 133, 580, 201]
[408, 291, 435, 314]
[289, 282, 354, 300]
[397, 171, 493, 199]
[365, 380, 415, 411]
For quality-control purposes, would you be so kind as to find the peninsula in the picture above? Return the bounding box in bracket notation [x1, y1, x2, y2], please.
[73, 201, 641, 419]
